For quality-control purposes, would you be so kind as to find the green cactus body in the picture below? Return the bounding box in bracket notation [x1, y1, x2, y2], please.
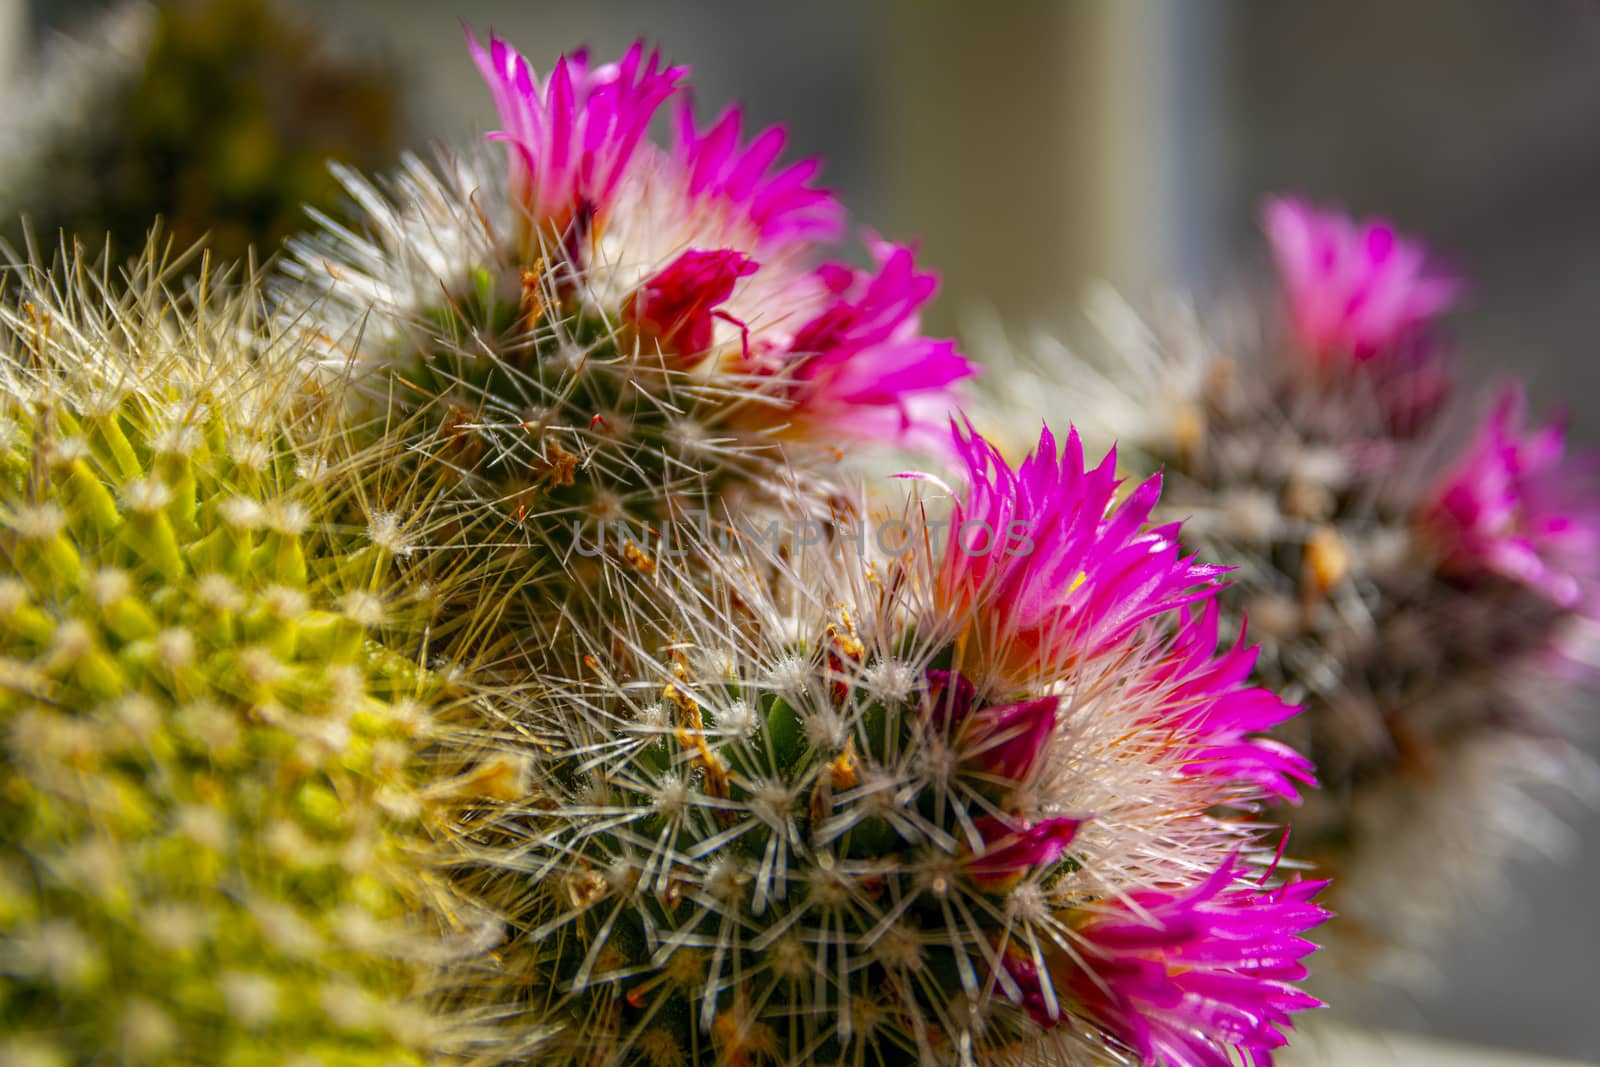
[502, 641, 1032, 1067]
[0, 252, 474, 1065]
[385, 257, 789, 615]
[449, 533, 1156, 1067]
[395, 261, 724, 534]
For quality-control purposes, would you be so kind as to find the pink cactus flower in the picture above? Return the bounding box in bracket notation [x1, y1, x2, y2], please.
[468, 34, 972, 455]
[468, 33, 686, 245]
[1065, 859, 1328, 1067]
[927, 422, 1222, 686]
[957, 696, 1061, 784]
[771, 241, 975, 451]
[1264, 197, 1458, 366]
[922, 668, 979, 730]
[920, 670, 1059, 784]
[999, 945, 1060, 1029]
[965, 814, 1083, 892]
[1423, 384, 1600, 609]
[626, 249, 758, 363]
[1131, 601, 1316, 803]
[671, 100, 845, 246]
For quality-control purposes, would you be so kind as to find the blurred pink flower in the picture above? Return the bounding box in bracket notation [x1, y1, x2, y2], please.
[468, 34, 686, 244]
[928, 422, 1222, 685]
[1423, 384, 1600, 609]
[1264, 197, 1458, 366]
[1064, 859, 1327, 1067]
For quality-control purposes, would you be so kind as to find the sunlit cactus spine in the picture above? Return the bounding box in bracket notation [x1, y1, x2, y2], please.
[977, 199, 1600, 983]
[276, 33, 971, 647]
[457, 421, 1327, 1066]
[0, 243, 515, 1064]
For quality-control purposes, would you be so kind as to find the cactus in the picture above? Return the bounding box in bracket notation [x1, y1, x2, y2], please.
[0, 244, 507, 1064]
[975, 200, 1600, 983]
[275, 36, 972, 653]
[453, 423, 1327, 1067]
[0, 0, 410, 261]
[262, 30, 1330, 1064]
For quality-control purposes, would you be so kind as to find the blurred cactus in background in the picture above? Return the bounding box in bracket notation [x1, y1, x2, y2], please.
[0, 243, 517, 1064]
[979, 199, 1600, 987]
[0, 0, 410, 261]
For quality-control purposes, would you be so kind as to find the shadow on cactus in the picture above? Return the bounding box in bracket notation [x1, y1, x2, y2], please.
[0, 241, 523, 1063]
[457, 423, 1327, 1066]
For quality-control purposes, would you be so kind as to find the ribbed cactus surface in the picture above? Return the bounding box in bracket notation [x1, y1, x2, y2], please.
[0, 254, 465, 1065]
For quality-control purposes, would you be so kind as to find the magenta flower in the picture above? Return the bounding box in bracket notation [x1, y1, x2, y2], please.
[672, 100, 845, 246]
[958, 696, 1060, 784]
[921, 671, 1059, 784]
[771, 241, 974, 450]
[468, 33, 686, 243]
[964, 814, 1083, 892]
[1131, 602, 1316, 803]
[922, 668, 979, 730]
[1065, 860, 1327, 1067]
[465, 34, 972, 456]
[930, 422, 1222, 684]
[999, 946, 1060, 1029]
[626, 249, 758, 363]
[1264, 197, 1458, 365]
[1423, 384, 1600, 609]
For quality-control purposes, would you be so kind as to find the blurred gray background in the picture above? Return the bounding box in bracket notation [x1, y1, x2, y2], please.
[15, 0, 1600, 1060]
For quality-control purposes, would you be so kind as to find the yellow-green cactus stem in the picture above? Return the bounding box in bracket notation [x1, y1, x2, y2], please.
[0, 245, 507, 1065]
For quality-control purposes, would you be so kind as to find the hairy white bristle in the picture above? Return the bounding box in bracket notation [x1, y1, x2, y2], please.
[121, 478, 172, 515]
[366, 511, 412, 557]
[9, 503, 66, 540]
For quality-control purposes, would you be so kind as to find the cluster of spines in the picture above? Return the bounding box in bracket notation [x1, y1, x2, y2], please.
[0, 245, 514, 1065]
[443, 456, 1326, 1067]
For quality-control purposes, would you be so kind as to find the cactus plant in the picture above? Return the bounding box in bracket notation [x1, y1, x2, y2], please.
[0, 243, 507, 1064]
[0, 0, 410, 261]
[976, 199, 1600, 983]
[454, 422, 1327, 1066]
[0, 25, 1351, 1065]
[275, 35, 972, 653]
